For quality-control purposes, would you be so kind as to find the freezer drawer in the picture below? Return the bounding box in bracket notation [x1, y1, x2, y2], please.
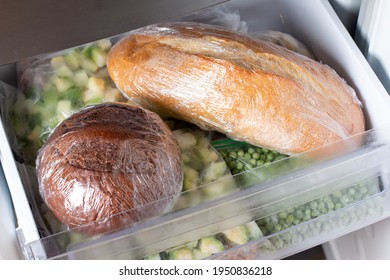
[324, 0, 390, 259]
[1, 0, 390, 260]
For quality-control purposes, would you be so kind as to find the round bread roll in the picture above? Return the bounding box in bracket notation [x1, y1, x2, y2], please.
[36, 102, 183, 235]
[107, 22, 365, 155]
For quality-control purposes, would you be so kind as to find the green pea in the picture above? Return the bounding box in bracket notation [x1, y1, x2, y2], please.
[236, 162, 244, 170]
[335, 202, 343, 210]
[252, 152, 260, 160]
[274, 223, 282, 232]
[326, 201, 335, 211]
[294, 209, 303, 220]
[278, 211, 288, 219]
[311, 209, 320, 218]
[293, 218, 301, 225]
[257, 160, 265, 166]
[265, 223, 274, 232]
[310, 201, 318, 209]
[286, 214, 294, 225]
[228, 161, 237, 170]
[229, 151, 237, 158]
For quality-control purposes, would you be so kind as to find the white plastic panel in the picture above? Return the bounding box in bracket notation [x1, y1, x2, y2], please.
[324, 0, 390, 260]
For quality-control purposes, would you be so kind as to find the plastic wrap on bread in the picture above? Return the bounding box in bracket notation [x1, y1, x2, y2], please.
[107, 22, 365, 155]
[250, 30, 316, 59]
[35, 102, 183, 235]
[13, 39, 128, 164]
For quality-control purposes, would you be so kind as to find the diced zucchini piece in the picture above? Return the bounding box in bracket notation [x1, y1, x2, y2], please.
[87, 76, 105, 92]
[53, 77, 73, 92]
[175, 131, 197, 151]
[103, 87, 122, 102]
[181, 153, 193, 164]
[201, 178, 231, 198]
[27, 125, 43, 142]
[202, 161, 228, 183]
[64, 50, 82, 70]
[13, 94, 27, 115]
[245, 221, 263, 240]
[64, 87, 83, 106]
[198, 236, 225, 255]
[25, 99, 41, 115]
[192, 249, 211, 260]
[172, 129, 183, 138]
[83, 89, 104, 104]
[54, 64, 74, 78]
[82, 45, 95, 59]
[196, 147, 219, 164]
[184, 166, 199, 183]
[97, 39, 112, 51]
[144, 253, 161, 260]
[208, 150, 220, 162]
[169, 247, 194, 260]
[73, 69, 89, 87]
[183, 166, 199, 191]
[222, 225, 249, 246]
[81, 59, 98, 73]
[42, 89, 60, 105]
[91, 47, 107, 68]
[56, 100, 73, 120]
[195, 135, 209, 149]
[50, 56, 65, 70]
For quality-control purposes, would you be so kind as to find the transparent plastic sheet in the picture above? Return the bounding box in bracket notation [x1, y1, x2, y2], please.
[0, 82, 53, 239]
[177, 3, 248, 33]
[150, 177, 383, 260]
[249, 30, 316, 59]
[14, 39, 128, 165]
[20, 127, 390, 260]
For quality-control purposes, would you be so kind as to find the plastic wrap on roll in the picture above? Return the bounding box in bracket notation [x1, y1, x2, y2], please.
[36, 102, 183, 235]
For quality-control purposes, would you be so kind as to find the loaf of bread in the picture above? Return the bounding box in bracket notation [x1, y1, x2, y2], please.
[107, 22, 365, 155]
[36, 102, 183, 235]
